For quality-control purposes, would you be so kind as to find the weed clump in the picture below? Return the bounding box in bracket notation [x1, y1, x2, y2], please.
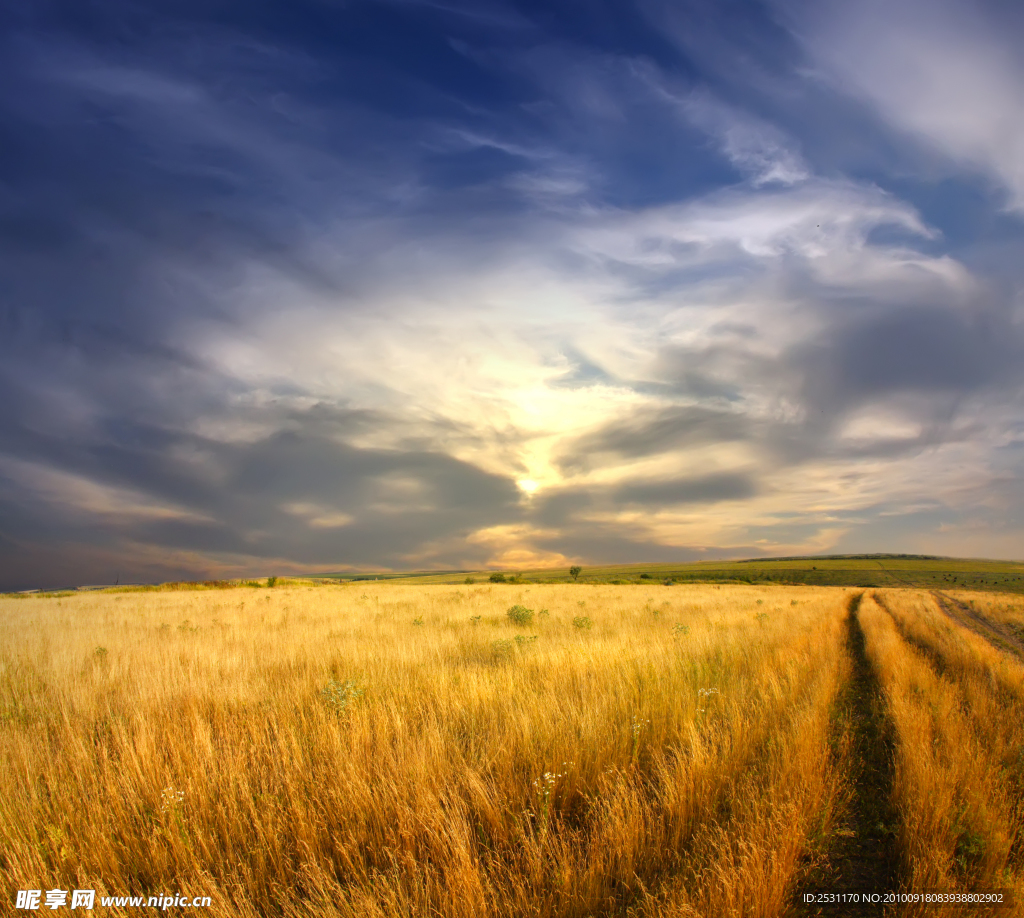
[321, 679, 365, 715]
[506, 605, 534, 626]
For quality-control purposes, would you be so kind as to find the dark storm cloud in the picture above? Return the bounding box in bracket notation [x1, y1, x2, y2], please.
[0, 399, 522, 589]
[797, 305, 1024, 416]
[614, 472, 758, 505]
[529, 472, 758, 539]
[556, 405, 752, 473]
[534, 532, 709, 566]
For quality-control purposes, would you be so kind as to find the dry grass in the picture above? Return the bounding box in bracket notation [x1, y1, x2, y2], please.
[946, 590, 1024, 644]
[1, 583, 854, 917]
[859, 591, 1024, 915]
[7, 583, 1022, 917]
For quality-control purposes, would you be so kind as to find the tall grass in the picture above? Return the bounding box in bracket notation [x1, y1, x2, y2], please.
[858, 592, 1024, 914]
[0, 584, 855, 917]
[946, 590, 1024, 644]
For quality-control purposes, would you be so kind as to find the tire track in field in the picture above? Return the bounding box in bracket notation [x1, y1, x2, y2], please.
[791, 593, 900, 917]
[931, 591, 1024, 662]
[872, 592, 951, 678]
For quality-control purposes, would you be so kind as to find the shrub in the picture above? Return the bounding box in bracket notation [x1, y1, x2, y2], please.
[491, 635, 537, 661]
[321, 679, 365, 715]
[489, 572, 507, 583]
[573, 616, 593, 630]
[464, 577, 476, 584]
[507, 605, 534, 626]
[640, 573, 652, 579]
[491, 639, 515, 660]
[267, 576, 278, 588]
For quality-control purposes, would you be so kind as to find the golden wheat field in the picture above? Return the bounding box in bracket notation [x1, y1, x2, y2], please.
[1, 583, 1023, 917]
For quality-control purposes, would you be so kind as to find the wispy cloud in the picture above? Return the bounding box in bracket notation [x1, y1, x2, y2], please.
[783, 0, 1024, 210]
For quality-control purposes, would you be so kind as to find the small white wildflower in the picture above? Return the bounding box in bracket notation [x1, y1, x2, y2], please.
[160, 786, 185, 813]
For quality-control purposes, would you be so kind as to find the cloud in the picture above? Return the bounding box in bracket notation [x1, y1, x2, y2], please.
[556, 406, 752, 474]
[3, 0, 1024, 588]
[638, 72, 810, 186]
[613, 471, 759, 507]
[783, 0, 1024, 210]
[795, 304, 1024, 418]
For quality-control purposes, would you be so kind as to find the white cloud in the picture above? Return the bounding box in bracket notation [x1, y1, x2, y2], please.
[840, 408, 922, 442]
[281, 502, 355, 529]
[629, 63, 810, 186]
[784, 0, 1024, 210]
[681, 92, 809, 186]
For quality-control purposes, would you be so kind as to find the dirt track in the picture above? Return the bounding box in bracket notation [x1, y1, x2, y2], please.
[931, 591, 1024, 661]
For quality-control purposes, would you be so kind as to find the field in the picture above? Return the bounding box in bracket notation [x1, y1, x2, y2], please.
[323, 555, 1024, 594]
[2, 583, 1023, 916]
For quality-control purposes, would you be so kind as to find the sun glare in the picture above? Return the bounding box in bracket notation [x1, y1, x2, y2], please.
[517, 478, 539, 494]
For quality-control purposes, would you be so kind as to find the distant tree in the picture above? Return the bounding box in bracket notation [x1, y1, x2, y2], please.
[489, 572, 507, 583]
[267, 576, 278, 588]
[569, 566, 582, 581]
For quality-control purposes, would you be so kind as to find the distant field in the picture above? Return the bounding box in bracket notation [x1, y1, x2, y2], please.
[2, 583, 1023, 916]
[320, 554, 1024, 593]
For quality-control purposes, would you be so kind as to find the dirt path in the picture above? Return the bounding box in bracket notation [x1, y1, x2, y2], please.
[931, 591, 1024, 662]
[789, 593, 901, 917]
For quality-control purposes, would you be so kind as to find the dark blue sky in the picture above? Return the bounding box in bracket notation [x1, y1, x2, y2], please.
[2, 0, 1023, 588]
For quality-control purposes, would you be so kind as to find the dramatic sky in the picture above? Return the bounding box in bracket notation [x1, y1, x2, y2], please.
[2, 0, 1024, 588]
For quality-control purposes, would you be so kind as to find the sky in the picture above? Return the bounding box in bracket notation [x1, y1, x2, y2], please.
[2, 0, 1024, 589]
